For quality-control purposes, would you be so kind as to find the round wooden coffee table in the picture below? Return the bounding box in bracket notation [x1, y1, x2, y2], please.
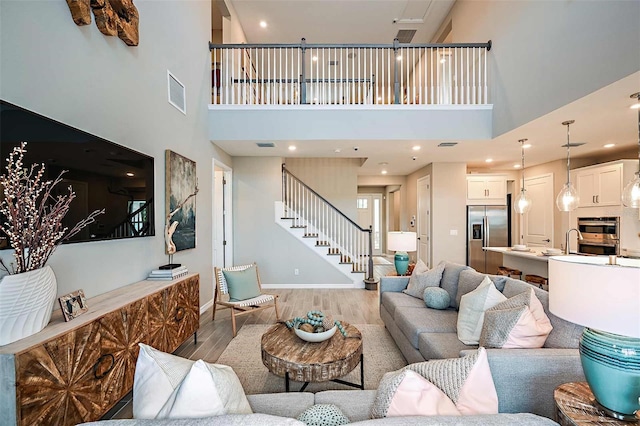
[261, 321, 363, 392]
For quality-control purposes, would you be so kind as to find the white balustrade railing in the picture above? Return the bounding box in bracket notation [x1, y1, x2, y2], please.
[282, 165, 374, 282]
[210, 39, 491, 106]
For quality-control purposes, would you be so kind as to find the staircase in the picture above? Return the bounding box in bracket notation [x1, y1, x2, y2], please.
[275, 166, 376, 288]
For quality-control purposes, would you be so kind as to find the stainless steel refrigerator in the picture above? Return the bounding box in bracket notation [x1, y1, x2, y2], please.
[467, 206, 509, 274]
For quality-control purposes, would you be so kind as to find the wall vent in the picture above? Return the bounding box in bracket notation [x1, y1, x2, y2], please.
[396, 29, 417, 43]
[438, 142, 458, 147]
[256, 142, 276, 148]
[167, 70, 186, 114]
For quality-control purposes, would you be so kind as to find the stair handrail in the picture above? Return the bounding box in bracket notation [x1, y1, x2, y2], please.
[282, 165, 377, 286]
[107, 198, 154, 238]
[282, 164, 370, 233]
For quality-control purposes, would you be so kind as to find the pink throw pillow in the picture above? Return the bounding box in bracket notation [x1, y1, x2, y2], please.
[371, 347, 498, 418]
[480, 288, 553, 349]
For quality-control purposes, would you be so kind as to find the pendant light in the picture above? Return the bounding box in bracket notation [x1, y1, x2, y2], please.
[514, 138, 532, 214]
[621, 92, 640, 208]
[556, 120, 580, 212]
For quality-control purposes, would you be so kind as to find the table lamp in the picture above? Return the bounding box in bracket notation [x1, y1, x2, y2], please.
[548, 256, 640, 420]
[387, 231, 417, 276]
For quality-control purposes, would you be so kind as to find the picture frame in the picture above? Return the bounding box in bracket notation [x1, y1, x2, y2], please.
[165, 150, 197, 253]
[59, 289, 88, 322]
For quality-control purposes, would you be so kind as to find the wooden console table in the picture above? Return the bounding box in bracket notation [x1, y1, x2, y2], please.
[0, 273, 199, 426]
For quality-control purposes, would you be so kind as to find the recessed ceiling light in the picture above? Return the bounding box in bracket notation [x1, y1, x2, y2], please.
[514, 164, 521, 169]
[288, 145, 296, 151]
[604, 143, 615, 148]
[381, 170, 388, 175]
[126, 172, 135, 177]
[259, 21, 267, 28]
[631, 103, 640, 110]
[523, 143, 532, 149]
[485, 158, 493, 163]
[412, 146, 421, 151]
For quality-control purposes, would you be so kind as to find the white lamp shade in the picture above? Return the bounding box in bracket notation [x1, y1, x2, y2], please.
[549, 256, 640, 338]
[387, 231, 417, 252]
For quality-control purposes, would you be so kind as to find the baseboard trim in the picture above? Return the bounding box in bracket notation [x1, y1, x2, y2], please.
[261, 283, 364, 289]
[199, 298, 214, 314]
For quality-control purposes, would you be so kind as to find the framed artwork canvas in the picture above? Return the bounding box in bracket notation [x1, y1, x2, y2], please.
[165, 150, 197, 252]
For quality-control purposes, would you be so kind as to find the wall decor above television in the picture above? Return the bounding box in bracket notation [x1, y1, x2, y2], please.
[0, 100, 155, 248]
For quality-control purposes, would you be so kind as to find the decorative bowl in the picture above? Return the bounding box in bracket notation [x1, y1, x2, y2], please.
[294, 325, 337, 342]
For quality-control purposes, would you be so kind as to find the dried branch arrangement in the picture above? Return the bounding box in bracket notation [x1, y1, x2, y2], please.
[0, 142, 104, 274]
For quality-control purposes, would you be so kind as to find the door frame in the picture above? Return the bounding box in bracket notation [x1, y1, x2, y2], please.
[417, 176, 431, 267]
[356, 193, 383, 256]
[213, 159, 233, 269]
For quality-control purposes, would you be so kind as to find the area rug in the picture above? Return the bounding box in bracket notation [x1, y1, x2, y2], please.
[217, 324, 407, 394]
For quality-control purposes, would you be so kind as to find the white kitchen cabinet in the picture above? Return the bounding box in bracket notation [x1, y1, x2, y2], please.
[574, 163, 622, 207]
[466, 175, 507, 205]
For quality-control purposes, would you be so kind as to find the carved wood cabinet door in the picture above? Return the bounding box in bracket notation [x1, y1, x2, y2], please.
[15, 322, 103, 425]
[175, 276, 199, 344]
[147, 286, 180, 352]
[98, 298, 148, 410]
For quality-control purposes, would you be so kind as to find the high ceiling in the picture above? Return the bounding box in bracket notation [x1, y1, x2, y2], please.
[213, 1, 640, 176]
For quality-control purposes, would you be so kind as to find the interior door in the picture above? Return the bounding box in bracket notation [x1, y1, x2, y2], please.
[523, 174, 554, 247]
[417, 176, 431, 267]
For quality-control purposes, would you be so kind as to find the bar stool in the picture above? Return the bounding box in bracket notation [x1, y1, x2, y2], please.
[497, 266, 522, 280]
[525, 274, 548, 290]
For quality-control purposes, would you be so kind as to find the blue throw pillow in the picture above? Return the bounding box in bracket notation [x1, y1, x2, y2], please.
[223, 266, 261, 301]
[423, 287, 450, 310]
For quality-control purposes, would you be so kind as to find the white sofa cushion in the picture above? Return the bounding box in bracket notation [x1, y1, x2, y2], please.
[457, 276, 507, 345]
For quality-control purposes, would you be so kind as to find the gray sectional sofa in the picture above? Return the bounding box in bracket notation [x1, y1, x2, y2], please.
[380, 262, 586, 419]
[85, 390, 558, 425]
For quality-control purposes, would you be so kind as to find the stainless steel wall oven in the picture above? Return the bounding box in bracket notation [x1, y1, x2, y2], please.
[577, 217, 619, 255]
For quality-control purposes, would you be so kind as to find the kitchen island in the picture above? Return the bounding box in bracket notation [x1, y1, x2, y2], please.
[483, 246, 553, 283]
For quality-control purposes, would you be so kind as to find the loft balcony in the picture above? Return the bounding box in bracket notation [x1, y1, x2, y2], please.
[208, 39, 493, 142]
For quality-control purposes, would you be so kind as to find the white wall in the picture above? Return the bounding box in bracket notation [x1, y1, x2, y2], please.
[446, 0, 640, 136]
[0, 1, 225, 307]
[233, 157, 351, 285]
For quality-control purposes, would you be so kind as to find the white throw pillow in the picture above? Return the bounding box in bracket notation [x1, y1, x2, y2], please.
[133, 343, 252, 419]
[457, 276, 507, 345]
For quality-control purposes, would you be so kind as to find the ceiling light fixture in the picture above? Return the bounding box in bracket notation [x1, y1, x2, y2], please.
[288, 145, 296, 151]
[514, 164, 521, 169]
[381, 170, 388, 175]
[312, 56, 318, 62]
[621, 92, 640, 208]
[523, 143, 532, 149]
[514, 138, 532, 214]
[485, 158, 493, 163]
[412, 146, 420, 151]
[259, 20, 267, 28]
[126, 172, 135, 177]
[604, 143, 615, 148]
[396, 55, 402, 61]
[556, 120, 580, 211]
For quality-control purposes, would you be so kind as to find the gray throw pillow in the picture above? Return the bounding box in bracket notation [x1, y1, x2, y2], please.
[423, 287, 450, 310]
[403, 261, 445, 299]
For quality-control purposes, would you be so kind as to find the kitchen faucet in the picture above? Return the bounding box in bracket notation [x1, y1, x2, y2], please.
[565, 228, 583, 255]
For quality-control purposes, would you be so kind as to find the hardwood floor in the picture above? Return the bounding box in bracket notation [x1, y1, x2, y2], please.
[104, 287, 384, 419]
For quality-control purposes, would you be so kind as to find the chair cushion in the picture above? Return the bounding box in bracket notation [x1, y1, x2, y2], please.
[457, 276, 507, 345]
[370, 348, 498, 418]
[223, 265, 261, 302]
[133, 343, 252, 419]
[440, 262, 471, 309]
[480, 288, 553, 349]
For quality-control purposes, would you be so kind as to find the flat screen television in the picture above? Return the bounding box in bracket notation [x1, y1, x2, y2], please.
[0, 100, 155, 248]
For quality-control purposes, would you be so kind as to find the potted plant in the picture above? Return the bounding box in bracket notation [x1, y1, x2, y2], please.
[0, 142, 103, 345]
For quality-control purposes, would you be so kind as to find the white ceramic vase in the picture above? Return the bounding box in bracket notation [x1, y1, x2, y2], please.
[0, 265, 57, 346]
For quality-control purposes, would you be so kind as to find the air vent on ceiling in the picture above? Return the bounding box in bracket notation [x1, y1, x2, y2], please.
[328, 60, 339, 66]
[396, 29, 417, 43]
[167, 70, 186, 114]
[256, 142, 276, 148]
[438, 142, 458, 147]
